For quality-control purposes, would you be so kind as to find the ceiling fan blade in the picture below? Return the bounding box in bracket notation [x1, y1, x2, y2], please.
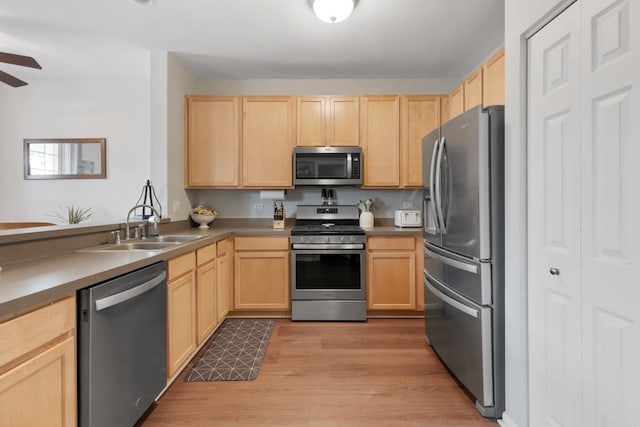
[0, 70, 28, 87]
[0, 52, 41, 69]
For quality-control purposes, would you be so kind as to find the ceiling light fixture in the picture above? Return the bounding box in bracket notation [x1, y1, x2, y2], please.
[313, 0, 355, 24]
[130, 0, 154, 6]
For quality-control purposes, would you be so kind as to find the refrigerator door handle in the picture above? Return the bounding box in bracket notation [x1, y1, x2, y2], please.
[424, 244, 479, 274]
[95, 272, 166, 311]
[428, 137, 441, 231]
[424, 273, 479, 318]
[434, 136, 447, 233]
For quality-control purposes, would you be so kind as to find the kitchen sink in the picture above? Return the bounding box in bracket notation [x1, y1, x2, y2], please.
[78, 234, 206, 253]
[144, 235, 205, 243]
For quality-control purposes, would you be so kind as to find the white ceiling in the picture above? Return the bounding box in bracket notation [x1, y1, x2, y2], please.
[0, 0, 504, 82]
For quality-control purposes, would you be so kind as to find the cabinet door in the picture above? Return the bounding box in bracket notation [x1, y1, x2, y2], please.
[185, 96, 241, 188]
[242, 97, 295, 187]
[329, 96, 359, 146]
[464, 68, 483, 111]
[196, 261, 217, 344]
[367, 251, 416, 310]
[167, 272, 196, 378]
[440, 95, 450, 125]
[449, 84, 465, 118]
[400, 96, 440, 188]
[234, 251, 289, 310]
[483, 48, 505, 106]
[217, 253, 230, 320]
[361, 95, 400, 187]
[296, 96, 326, 147]
[0, 336, 75, 427]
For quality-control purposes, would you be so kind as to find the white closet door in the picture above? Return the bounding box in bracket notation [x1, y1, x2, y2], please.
[581, 0, 640, 425]
[527, 3, 582, 427]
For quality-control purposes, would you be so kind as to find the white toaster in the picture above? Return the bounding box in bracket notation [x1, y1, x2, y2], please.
[394, 209, 422, 228]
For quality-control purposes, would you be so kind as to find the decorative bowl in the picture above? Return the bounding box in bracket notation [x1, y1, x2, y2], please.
[190, 213, 217, 229]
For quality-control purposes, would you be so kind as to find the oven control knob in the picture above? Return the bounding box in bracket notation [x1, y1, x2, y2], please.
[340, 237, 345, 243]
[350, 236, 356, 243]
[324, 237, 330, 243]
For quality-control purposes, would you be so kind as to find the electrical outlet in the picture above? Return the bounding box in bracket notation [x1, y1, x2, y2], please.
[403, 202, 413, 209]
[254, 203, 264, 210]
[173, 201, 181, 213]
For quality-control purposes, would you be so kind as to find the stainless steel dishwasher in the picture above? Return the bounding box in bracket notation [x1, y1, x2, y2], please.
[77, 261, 167, 427]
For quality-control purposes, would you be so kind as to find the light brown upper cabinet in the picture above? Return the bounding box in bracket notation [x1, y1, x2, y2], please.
[242, 96, 296, 188]
[400, 96, 440, 188]
[449, 84, 465, 119]
[464, 67, 483, 111]
[483, 47, 505, 106]
[440, 95, 450, 125]
[360, 95, 400, 187]
[185, 96, 241, 188]
[296, 96, 359, 147]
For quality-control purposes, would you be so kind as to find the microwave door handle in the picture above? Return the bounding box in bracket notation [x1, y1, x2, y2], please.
[346, 153, 352, 178]
[434, 136, 446, 233]
[429, 138, 441, 232]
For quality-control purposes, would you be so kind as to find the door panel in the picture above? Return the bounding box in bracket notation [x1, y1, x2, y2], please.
[424, 242, 492, 305]
[528, 3, 582, 426]
[424, 274, 494, 409]
[422, 127, 441, 248]
[581, 0, 639, 425]
[439, 106, 491, 260]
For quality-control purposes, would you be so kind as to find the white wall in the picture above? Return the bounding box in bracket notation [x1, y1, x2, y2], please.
[0, 77, 151, 223]
[197, 78, 459, 96]
[149, 51, 199, 222]
[502, 1, 575, 427]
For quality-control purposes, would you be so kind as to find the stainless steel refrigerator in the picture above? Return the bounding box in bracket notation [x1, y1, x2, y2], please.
[421, 105, 504, 418]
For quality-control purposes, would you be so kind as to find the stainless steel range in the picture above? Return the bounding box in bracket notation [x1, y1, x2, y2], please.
[291, 205, 366, 321]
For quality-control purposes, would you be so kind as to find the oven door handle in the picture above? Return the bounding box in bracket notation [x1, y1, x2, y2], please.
[292, 244, 365, 250]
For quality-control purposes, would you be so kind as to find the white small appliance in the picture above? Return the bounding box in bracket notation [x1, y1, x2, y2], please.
[394, 209, 422, 227]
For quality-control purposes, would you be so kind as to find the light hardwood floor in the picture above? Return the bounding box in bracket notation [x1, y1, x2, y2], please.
[140, 319, 497, 427]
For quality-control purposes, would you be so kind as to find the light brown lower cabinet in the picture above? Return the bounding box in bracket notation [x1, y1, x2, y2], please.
[0, 297, 76, 427]
[196, 244, 217, 345]
[367, 236, 422, 310]
[234, 236, 290, 310]
[216, 238, 233, 319]
[167, 252, 197, 378]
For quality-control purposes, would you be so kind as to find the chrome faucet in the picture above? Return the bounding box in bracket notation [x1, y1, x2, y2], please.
[125, 204, 161, 240]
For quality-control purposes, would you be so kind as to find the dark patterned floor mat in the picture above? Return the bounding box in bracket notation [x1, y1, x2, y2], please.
[184, 319, 275, 381]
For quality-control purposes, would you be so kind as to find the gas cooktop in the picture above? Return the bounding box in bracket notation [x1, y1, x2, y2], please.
[292, 205, 363, 236]
[290, 224, 365, 236]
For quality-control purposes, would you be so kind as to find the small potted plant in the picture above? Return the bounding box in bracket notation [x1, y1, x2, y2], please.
[51, 205, 93, 224]
[357, 198, 374, 229]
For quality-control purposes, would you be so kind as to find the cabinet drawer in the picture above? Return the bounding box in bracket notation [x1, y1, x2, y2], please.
[235, 236, 289, 251]
[217, 239, 228, 257]
[367, 236, 415, 251]
[196, 243, 217, 266]
[0, 297, 75, 369]
[168, 251, 196, 280]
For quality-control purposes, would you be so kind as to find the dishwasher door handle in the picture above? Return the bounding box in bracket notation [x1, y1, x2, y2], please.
[95, 271, 166, 311]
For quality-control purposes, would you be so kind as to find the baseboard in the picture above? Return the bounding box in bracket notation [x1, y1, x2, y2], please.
[498, 412, 520, 427]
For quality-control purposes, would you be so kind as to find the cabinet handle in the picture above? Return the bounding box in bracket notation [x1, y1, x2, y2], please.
[549, 267, 560, 276]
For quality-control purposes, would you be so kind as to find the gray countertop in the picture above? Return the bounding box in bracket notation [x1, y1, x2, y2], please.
[0, 221, 420, 322]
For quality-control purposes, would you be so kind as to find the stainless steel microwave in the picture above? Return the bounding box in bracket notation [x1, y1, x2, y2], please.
[293, 147, 362, 186]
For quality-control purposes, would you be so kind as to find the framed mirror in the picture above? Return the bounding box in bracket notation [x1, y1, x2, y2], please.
[24, 138, 106, 180]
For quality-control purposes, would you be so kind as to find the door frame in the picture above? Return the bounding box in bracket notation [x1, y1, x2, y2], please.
[501, 1, 577, 426]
